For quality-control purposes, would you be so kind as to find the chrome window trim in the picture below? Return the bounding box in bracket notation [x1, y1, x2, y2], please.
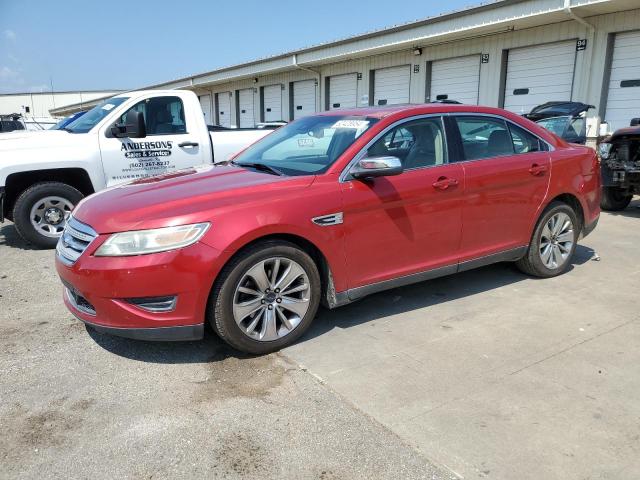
[339, 113, 449, 183]
[447, 112, 555, 165]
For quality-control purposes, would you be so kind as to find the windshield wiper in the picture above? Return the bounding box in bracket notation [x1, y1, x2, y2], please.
[231, 161, 284, 176]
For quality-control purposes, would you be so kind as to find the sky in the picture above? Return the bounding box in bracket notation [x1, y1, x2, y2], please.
[0, 0, 478, 94]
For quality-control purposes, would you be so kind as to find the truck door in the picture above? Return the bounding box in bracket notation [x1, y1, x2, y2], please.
[99, 95, 208, 187]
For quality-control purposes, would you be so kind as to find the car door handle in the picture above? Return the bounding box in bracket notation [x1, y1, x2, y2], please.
[529, 163, 547, 176]
[432, 176, 459, 190]
[178, 141, 199, 148]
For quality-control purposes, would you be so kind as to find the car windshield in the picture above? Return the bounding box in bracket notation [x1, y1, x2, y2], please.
[64, 97, 129, 133]
[536, 116, 570, 136]
[50, 111, 85, 130]
[232, 115, 379, 176]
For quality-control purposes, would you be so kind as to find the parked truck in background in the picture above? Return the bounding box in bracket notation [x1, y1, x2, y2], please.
[0, 90, 273, 248]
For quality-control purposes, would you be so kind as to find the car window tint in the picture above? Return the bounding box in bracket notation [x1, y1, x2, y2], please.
[119, 96, 187, 136]
[454, 116, 513, 160]
[368, 117, 447, 169]
[509, 123, 542, 154]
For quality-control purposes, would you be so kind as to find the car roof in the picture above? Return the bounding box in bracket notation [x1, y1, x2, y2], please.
[315, 103, 519, 119]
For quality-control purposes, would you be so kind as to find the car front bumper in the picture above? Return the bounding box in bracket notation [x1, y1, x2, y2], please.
[56, 239, 226, 341]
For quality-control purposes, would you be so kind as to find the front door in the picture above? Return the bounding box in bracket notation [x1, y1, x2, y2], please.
[340, 116, 464, 289]
[99, 95, 207, 187]
[449, 115, 551, 260]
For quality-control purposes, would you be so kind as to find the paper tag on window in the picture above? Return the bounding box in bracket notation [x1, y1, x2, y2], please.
[331, 120, 369, 130]
[298, 138, 314, 147]
[101, 104, 116, 111]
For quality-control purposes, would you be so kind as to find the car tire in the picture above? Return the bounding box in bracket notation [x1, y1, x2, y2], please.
[516, 201, 579, 278]
[600, 187, 632, 211]
[209, 240, 321, 355]
[12, 182, 83, 249]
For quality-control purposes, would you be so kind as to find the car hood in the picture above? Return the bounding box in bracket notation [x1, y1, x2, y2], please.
[0, 129, 80, 152]
[72, 165, 315, 234]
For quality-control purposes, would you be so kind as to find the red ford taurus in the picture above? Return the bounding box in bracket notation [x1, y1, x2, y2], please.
[55, 104, 600, 354]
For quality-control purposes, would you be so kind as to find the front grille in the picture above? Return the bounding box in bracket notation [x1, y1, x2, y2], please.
[56, 216, 97, 266]
[65, 287, 96, 316]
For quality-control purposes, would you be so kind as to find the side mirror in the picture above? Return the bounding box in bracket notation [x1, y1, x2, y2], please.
[630, 118, 640, 127]
[350, 156, 403, 179]
[111, 110, 146, 138]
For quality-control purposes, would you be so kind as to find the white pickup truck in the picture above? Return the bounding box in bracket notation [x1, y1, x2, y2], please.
[0, 90, 273, 248]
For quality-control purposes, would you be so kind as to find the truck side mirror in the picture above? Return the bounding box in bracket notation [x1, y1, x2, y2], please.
[630, 118, 640, 127]
[111, 110, 147, 138]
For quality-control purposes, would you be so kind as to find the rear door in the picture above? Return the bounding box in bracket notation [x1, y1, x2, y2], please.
[328, 73, 358, 109]
[340, 115, 464, 289]
[216, 92, 231, 127]
[604, 30, 640, 131]
[292, 80, 316, 120]
[448, 115, 550, 261]
[262, 85, 283, 122]
[98, 94, 208, 187]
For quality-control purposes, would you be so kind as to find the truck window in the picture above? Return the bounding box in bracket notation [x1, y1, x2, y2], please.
[118, 96, 187, 136]
[66, 97, 129, 133]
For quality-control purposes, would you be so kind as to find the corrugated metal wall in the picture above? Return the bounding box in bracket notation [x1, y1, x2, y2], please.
[190, 8, 640, 127]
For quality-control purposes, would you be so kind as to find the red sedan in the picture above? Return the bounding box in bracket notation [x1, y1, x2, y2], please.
[55, 104, 600, 354]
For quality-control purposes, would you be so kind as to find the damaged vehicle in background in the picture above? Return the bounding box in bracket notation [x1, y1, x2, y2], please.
[525, 102, 595, 145]
[598, 118, 640, 211]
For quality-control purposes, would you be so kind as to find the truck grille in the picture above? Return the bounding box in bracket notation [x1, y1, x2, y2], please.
[56, 216, 98, 266]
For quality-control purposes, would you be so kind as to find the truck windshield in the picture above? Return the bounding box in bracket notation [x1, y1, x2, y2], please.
[64, 97, 129, 133]
[232, 115, 379, 176]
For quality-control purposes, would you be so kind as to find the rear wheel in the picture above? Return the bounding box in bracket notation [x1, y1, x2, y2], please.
[209, 241, 321, 354]
[12, 182, 83, 249]
[516, 202, 578, 278]
[600, 187, 632, 211]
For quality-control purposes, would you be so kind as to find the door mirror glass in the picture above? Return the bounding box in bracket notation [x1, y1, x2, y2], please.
[350, 156, 403, 179]
[111, 110, 146, 138]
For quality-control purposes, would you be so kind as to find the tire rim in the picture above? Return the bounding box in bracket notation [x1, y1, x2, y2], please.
[539, 212, 574, 269]
[29, 196, 74, 238]
[233, 257, 311, 342]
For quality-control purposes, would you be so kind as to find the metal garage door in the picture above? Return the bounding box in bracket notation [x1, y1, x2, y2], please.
[216, 92, 231, 128]
[429, 55, 480, 104]
[329, 73, 358, 109]
[374, 65, 410, 106]
[237, 88, 255, 128]
[503, 40, 576, 114]
[292, 80, 316, 120]
[605, 30, 640, 131]
[198, 95, 212, 124]
[262, 85, 282, 122]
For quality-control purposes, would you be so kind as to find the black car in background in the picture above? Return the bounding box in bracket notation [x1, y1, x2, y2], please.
[525, 101, 595, 144]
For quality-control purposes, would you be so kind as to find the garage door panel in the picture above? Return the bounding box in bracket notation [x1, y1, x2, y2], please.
[504, 41, 576, 113]
[605, 30, 640, 130]
[198, 95, 212, 124]
[329, 73, 358, 109]
[374, 65, 410, 105]
[262, 85, 282, 122]
[430, 55, 480, 104]
[217, 92, 231, 128]
[238, 89, 255, 128]
[292, 80, 316, 120]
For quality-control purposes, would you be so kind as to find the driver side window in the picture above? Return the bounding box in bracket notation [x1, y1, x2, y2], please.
[118, 96, 187, 136]
[367, 117, 447, 170]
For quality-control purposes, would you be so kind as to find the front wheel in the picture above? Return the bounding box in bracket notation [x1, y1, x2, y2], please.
[209, 241, 321, 354]
[516, 202, 579, 278]
[12, 182, 84, 249]
[600, 187, 632, 211]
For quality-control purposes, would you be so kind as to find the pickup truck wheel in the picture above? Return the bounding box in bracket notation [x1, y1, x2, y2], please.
[516, 202, 578, 278]
[210, 241, 321, 355]
[13, 182, 83, 249]
[600, 187, 632, 211]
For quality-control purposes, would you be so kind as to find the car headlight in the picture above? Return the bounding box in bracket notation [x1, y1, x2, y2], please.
[95, 223, 210, 256]
[598, 143, 612, 159]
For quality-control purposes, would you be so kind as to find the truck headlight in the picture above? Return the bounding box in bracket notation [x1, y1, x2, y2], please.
[598, 143, 612, 159]
[95, 223, 210, 256]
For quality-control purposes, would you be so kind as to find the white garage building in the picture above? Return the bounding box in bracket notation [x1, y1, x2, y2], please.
[52, 0, 640, 131]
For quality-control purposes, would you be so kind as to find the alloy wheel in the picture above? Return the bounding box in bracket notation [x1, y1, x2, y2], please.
[232, 257, 311, 341]
[539, 212, 574, 269]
